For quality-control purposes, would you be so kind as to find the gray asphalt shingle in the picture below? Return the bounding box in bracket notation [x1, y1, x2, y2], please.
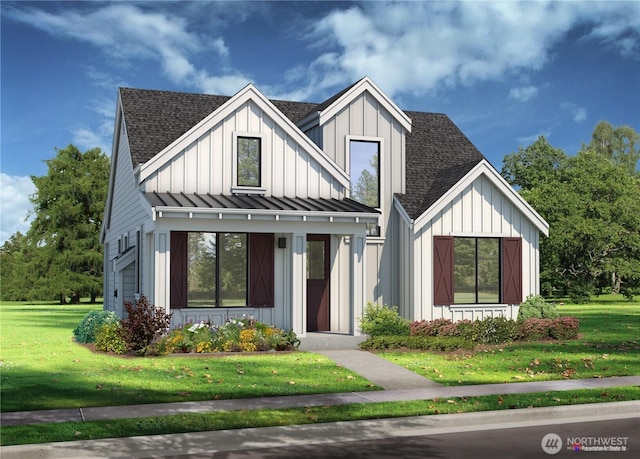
[119, 86, 486, 220]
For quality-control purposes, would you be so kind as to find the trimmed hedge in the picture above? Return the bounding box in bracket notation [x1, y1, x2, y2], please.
[359, 335, 474, 351]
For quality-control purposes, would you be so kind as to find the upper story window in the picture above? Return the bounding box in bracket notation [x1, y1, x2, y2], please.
[349, 140, 380, 207]
[233, 133, 266, 193]
[350, 139, 380, 236]
[237, 137, 261, 187]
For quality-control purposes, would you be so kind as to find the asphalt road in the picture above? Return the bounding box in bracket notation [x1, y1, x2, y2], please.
[162, 418, 638, 459]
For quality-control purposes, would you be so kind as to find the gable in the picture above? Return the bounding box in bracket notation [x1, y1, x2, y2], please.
[136, 85, 350, 199]
[414, 160, 549, 236]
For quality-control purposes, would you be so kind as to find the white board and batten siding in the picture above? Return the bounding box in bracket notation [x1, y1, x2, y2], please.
[319, 91, 408, 309]
[142, 100, 342, 200]
[412, 173, 541, 322]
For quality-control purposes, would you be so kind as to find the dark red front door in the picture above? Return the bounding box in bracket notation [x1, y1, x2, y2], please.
[307, 234, 330, 332]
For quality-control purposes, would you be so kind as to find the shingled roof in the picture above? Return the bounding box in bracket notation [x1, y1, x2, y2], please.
[118, 86, 485, 221]
[396, 111, 485, 219]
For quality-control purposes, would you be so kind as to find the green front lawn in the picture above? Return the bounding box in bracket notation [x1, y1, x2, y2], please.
[377, 296, 640, 385]
[0, 302, 377, 412]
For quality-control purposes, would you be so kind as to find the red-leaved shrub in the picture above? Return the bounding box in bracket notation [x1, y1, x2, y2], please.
[549, 317, 580, 340]
[121, 296, 172, 351]
[521, 318, 551, 341]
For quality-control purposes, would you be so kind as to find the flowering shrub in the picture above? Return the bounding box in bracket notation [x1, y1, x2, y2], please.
[154, 316, 299, 354]
[94, 322, 127, 354]
[73, 310, 120, 343]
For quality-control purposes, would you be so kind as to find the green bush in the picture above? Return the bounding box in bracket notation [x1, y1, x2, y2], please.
[517, 295, 559, 321]
[470, 316, 520, 344]
[95, 322, 127, 354]
[359, 303, 410, 337]
[73, 310, 119, 343]
[359, 335, 473, 351]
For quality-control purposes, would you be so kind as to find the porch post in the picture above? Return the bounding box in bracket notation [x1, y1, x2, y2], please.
[290, 233, 307, 337]
[350, 231, 367, 335]
[155, 231, 170, 315]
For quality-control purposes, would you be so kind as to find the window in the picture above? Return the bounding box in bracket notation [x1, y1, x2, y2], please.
[237, 137, 261, 187]
[171, 232, 274, 308]
[349, 140, 379, 207]
[349, 139, 380, 236]
[434, 236, 522, 305]
[454, 238, 500, 304]
[186, 232, 247, 307]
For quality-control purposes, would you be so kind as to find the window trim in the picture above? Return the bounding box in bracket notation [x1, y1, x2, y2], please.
[232, 132, 267, 194]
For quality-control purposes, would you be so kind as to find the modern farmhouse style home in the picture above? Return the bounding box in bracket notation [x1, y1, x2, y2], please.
[102, 77, 549, 336]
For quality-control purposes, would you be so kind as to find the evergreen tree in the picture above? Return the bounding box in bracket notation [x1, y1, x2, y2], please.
[27, 145, 110, 303]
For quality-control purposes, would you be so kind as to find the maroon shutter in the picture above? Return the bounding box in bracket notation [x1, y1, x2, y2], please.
[249, 233, 274, 307]
[433, 236, 454, 305]
[170, 231, 187, 309]
[502, 237, 522, 304]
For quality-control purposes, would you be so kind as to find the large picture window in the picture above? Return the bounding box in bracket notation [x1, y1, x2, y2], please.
[433, 236, 522, 305]
[171, 232, 274, 308]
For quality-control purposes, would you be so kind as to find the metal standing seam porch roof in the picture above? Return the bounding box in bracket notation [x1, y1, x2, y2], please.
[146, 191, 380, 221]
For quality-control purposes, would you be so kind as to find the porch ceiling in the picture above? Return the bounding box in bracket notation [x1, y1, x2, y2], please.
[146, 192, 379, 223]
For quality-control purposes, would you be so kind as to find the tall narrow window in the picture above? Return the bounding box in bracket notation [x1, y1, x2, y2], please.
[187, 232, 217, 307]
[349, 140, 380, 207]
[219, 233, 247, 306]
[237, 137, 261, 187]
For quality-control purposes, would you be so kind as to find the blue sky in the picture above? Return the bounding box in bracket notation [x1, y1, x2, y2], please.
[1, 1, 639, 243]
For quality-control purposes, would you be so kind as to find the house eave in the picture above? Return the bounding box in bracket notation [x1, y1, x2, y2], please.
[151, 206, 380, 224]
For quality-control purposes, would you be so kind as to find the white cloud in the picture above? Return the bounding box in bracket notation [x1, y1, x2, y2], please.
[561, 102, 587, 123]
[296, 1, 640, 98]
[0, 174, 35, 244]
[4, 3, 244, 95]
[509, 86, 539, 102]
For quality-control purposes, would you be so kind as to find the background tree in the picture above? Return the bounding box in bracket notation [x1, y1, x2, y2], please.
[27, 145, 110, 303]
[588, 121, 639, 176]
[501, 136, 567, 191]
[502, 129, 640, 302]
[0, 232, 35, 301]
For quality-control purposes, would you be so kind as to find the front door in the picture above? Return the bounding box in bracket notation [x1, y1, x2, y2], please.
[307, 234, 330, 332]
